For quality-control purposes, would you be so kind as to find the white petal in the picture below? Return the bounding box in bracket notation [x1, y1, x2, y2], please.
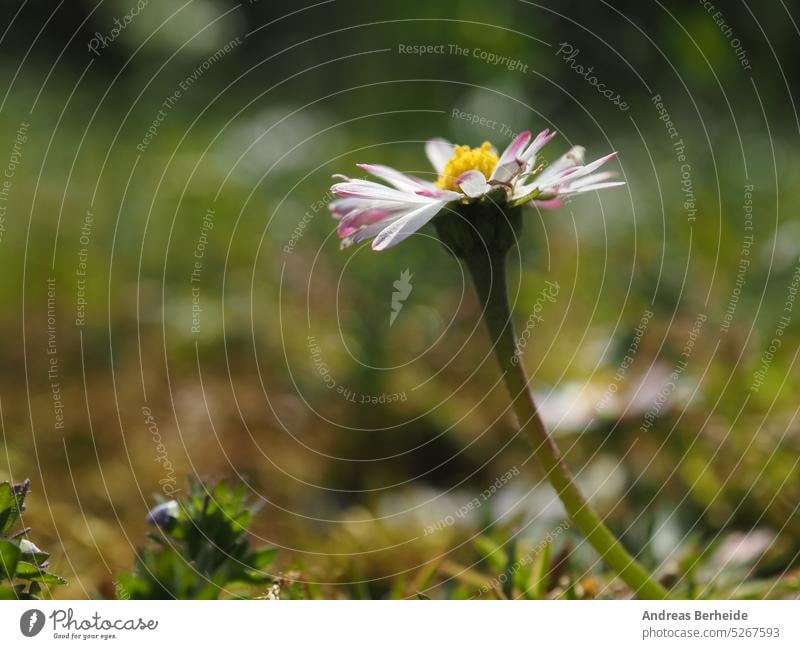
[425, 138, 454, 175]
[350, 216, 405, 244]
[19, 539, 43, 554]
[565, 181, 625, 194]
[534, 146, 586, 187]
[489, 131, 531, 183]
[565, 170, 616, 190]
[357, 164, 435, 191]
[510, 185, 532, 202]
[491, 160, 524, 184]
[416, 187, 464, 201]
[562, 152, 618, 183]
[330, 197, 402, 217]
[510, 184, 544, 204]
[456, 170, 491, 198]
[490, 131, 531, 183]
[514, 167, 577, 199]
[371, 201, 445, 251]
[332, 180, 433, 204]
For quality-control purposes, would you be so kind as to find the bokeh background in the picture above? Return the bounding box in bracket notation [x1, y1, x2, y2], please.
[1, 0, 799, 598]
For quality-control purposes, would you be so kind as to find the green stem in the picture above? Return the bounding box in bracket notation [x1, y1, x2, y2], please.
[464, 249, 668, 600]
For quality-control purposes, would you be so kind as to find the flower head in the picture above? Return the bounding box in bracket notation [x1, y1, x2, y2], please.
[435, 142, 499, 191]
[330, 129, 624, 251]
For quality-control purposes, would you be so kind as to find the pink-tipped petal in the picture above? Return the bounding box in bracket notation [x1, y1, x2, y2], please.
[490, 130, 531, 183]
[520, 128, 558, 162]
[371, 201, 444, 251]
[332, 180, 434, 204]
[535, 166, 583, 192]
[531, 145, 586, 187]
[529, 197, 563, 210]
[349, 218, 404, 245]
[337, 207, 397, 238]
[330, 197, 410, 219]
[498, 130, 531, 162]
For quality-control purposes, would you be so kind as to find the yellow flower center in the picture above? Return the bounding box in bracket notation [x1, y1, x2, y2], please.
[435, 142, 499, 191]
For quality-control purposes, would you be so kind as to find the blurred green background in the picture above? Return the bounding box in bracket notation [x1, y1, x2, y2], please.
[0, 0, 798, 598]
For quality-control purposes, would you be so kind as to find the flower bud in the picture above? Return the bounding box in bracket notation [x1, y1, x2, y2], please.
[145, 500, 179, 527]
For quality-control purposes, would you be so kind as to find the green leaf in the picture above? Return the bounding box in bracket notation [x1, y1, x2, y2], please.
[514, 547, 534, 594]
[0, 539, 21, 580]
[501, 536, 518, 599]
[527, 541, 552, 599]
[237, 570, 273, 585]
[250, 548, 278, 570]
[19, 547, 49, 566]
[120, 480, 280, 599]
[473, 536, 507, 574]
[14, 561, 67, 585]
[0, 482, 15, 510]
[0, 483, 21, 535]
[0, 585, 18, 599]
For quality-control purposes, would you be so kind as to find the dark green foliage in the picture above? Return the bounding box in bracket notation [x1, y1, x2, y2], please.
[118, 480, 279, 599]
[0, 479, 66, 599]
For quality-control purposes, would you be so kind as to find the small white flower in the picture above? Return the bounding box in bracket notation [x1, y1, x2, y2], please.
[19, 539, 44, 555]
[330, 129, 624, 251]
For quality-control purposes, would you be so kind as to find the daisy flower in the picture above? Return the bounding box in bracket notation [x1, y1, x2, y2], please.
[327, 128, 667, 600]
[329, 129, 624, 251]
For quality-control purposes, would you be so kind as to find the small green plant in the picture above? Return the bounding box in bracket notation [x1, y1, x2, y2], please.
[431, 524, 591, 600]
[0, 479, 65, 599]
[118, 480, 280, 599]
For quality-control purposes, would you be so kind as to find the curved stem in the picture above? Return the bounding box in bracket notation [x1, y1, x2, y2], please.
[464, 249, 668, 600]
